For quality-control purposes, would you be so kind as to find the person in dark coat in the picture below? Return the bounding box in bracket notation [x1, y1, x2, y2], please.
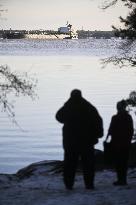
[56, 89, 103, 190]
[106, 100, 134, 185]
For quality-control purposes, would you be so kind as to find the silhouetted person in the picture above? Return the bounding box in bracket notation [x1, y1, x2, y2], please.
[106, 100, 134, 185]
[56, 89, 103, 190]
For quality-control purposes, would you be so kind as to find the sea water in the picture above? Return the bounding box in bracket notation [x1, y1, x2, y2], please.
[0, 38, 135, 173]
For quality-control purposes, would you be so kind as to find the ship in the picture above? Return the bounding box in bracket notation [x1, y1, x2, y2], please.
[58, 23, 78, 39]
[2, 29, 25, 39]
[2, 23, 78, 40]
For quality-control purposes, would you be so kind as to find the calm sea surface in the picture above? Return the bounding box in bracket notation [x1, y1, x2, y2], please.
[0, 38, 136, 173]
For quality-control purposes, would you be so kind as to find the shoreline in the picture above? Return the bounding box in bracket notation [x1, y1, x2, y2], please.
[0, 159, 136, 205]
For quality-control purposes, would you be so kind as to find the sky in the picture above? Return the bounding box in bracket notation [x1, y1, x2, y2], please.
[0, 0, 129, 31]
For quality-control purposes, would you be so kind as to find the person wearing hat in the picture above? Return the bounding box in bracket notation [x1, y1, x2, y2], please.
[56, 89, 103, 190]
[106, 100, 134, 185]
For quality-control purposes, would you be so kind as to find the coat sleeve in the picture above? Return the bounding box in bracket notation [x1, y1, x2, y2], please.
[96, 114, 104, 138]
[129, 115, 134, 138]
[99, 115, 104, 138]
[56, 106, 65, 123]
[90, 107, 104, 139]
[107, 116, 114, 136]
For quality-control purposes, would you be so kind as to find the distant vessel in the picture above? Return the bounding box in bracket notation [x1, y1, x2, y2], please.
[2, 29, 25, 39]
[2, 23, 78, 40]
[58, 23, 78, 39]
[26, 23, 78, 39]
[5, 32, 25, 39]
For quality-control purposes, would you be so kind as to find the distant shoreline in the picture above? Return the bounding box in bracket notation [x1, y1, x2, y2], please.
[0, 29, 115, 39]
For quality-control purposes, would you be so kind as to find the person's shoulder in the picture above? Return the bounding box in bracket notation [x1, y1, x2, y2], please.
[63, 98, 71, 106]
[126, 112, 133, 119]
[82, 97, 99, 112]
[115, 111, 132, 119]
[82, 97, 95, 107]
[121, 111, 132, 119]
[111, 114, 117, 120]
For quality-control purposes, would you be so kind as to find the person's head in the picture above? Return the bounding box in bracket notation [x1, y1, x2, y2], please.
[116, 100, 127, 112]
[70, 89, 82, 100]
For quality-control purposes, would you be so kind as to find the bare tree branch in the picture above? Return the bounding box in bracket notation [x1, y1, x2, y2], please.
[0, 65, 37, 126]
[101, 0, 118, 9]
